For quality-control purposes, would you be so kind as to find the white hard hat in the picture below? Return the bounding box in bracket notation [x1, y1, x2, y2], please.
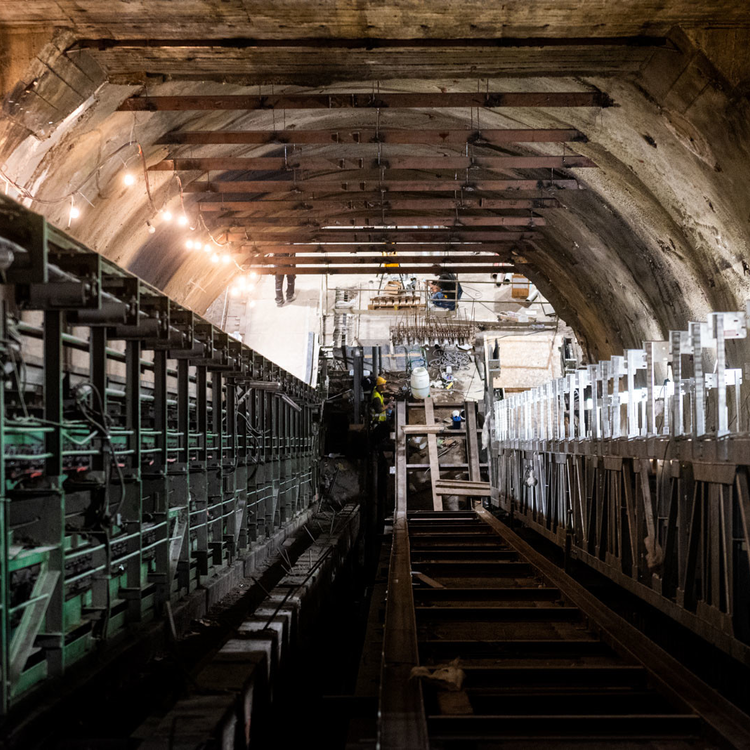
[452, 410, 461, 418]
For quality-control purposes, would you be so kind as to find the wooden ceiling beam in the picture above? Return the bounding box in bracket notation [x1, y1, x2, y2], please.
[246, 265, 512, 275]
[196, 197, 560, 211]
[158, 129, 586, 146]
[245, 255, 511, 265]
[227, 230, 538, 242]
[221, 216, 544, 227]
[119, 91, 613, 111]
[78, 37, 668, 51]
[150, 155, 595, 171]
[236, 243, 522, 253]
[183, 179, 581, 193]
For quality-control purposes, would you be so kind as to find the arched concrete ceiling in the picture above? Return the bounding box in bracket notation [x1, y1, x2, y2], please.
[0, 4, 749, 363]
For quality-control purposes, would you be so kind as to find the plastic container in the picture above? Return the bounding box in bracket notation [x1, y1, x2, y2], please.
[410, 367, 430, 400]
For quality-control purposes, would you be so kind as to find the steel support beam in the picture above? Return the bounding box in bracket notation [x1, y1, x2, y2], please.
[159, 128, 587, 146]
[150, 156, 596, 171]
[246, 264, 509, 275]
[226, 230, 538, 242]
[197, 197, 561, 211]
[245, 255, 513, 266]
[184, 179, 581, 193]
[119, 91, 613, 111]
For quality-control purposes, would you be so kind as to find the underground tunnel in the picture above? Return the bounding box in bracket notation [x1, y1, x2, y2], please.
[1, 2, 750, 748]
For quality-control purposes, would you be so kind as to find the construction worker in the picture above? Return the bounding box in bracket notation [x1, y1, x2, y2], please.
[371, 376, 388, 424]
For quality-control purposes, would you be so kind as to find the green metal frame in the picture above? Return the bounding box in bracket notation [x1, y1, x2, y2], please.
[0, 194, 322, 712]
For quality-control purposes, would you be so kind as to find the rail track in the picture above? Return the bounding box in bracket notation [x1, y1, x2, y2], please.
[379, 399, 750, 749]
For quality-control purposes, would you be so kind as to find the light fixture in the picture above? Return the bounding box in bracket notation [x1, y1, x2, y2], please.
[177, 214, 188, 226]
[249, 271, 258, 281]
[146, 220, 156, 234]
[237, 275, 247, 289]
[185, 239, 194, 249]
[229, 286, 240, 298]
[249, 300, 256, 309]
[69, 204, 80, 221]
[210, 254, 219, 264]
[221, 253, 231, 264]
[123, 172, 135, 186]
[162, 210, 173, 222]
[203, 243, 212, 253]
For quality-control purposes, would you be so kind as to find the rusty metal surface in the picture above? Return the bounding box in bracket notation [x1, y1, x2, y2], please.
[150, 156, 596, 171]
[119, 91, 613, 111]
[159, 128, 587, 145]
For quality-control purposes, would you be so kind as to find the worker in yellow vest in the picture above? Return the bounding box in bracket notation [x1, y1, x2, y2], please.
[371, 376, 388, 423]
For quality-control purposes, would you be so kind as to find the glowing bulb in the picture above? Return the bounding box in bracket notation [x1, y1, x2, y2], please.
[177, 214, 188, 226]
[221, 253, 231, 265]
[203, 243, 212, 253]
[162, 210, 173, 222]
[146, 221, 156, 234]
[185, 239, 194, 249]
[210, 254, 219, 264]
[123, 172, 135, 186]
[229, 286, 240, 298]
[249, 271, 258, 281]
[249, 300, 256, 309]
[69, 205, 80, 220]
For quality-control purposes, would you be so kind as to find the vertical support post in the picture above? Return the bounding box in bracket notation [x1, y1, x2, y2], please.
[353, 347, 363, 424]
[691, 322, 706, 437]
[43, 310, 64, 675]
[611, 356, 623, 438]
[712, 314, 728, 437]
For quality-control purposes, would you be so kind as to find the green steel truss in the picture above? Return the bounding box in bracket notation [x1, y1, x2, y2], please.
[0, 194, 321, 711]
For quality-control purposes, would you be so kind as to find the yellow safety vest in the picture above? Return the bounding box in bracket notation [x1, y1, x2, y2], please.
[371, 390, 387, 422]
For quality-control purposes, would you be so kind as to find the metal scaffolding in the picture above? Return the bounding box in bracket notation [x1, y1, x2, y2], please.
[489, 305, 750, 662]
[0, 195, 321, 712]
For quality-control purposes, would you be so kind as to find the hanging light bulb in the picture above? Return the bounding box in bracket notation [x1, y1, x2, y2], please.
[203, 243, 212, 253]
[162, 210, 173, 222]
[249, 271, 258, 281]
[146, 220, 156, 234]
[221, 253, 231, 264]
[249, 300, 256, 309]
[123, 172, 136, 186]
[229, 286, 240, 298]
[185, 239, 194, 249]
[210, 253, 219, 264]
[177, 214, 188, 226]
[69, 203, 80, 221]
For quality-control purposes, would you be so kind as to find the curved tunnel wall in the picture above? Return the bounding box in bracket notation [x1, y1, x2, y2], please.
[0, 29, 749, 364]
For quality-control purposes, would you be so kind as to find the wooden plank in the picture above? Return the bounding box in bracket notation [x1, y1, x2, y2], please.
[119, 91, 613, 111]
[412, 572, 446, 589]
[434, 486, 492, 496]
[424, 397, 444, 512]
[160, 128, 587, 146]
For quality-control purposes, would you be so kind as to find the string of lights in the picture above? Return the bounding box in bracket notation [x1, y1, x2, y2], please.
[0, 139, 257, 300]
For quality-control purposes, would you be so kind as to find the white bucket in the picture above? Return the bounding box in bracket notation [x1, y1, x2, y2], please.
[410, 367, 430, 400]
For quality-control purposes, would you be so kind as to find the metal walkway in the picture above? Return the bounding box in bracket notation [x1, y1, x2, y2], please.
[378, 398, 750, 749]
